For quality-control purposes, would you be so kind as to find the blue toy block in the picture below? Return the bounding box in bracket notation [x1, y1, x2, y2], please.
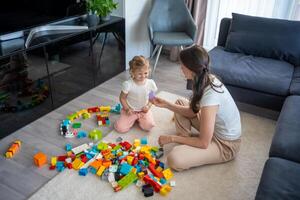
[57, 166, 65, 172]
[65, 143, 72, 151]
[62, 119, 71, 126]
[141, 137, 147, 145]
[89, 166, 97, 174]
[111, 103, 122, 114]
[160, 178, 167, 184]
[120, 163, 133, 175]
[135, 164, 142, 173]
[79, 168, 88, 176]
[77, 131, 87, 138]
[159, 162, 165, 169]
[56, 161, 64, 168]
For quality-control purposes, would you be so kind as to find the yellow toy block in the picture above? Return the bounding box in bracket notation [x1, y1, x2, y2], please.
[51, 157, 57, 166]
[162, 168, 173, 180]
[100, 106, 111, 112]
[156, 166, 163, 173]
[144, 152, 156, 164]
[77, 109, 87, 116]
[72, 158, 84, 170]
[5, 151, 13, 158]
[160, 185, 172, 196]
[127, 156, 134, 165]
[133, 139, 140, 148]
[140, 145, 151, 153]
[96, 165, 106, 176]
[137, 172, 145, 179]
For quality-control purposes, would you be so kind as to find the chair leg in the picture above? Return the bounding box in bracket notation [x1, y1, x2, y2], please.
[152, 45, 163, 74]
[97, 32, 108, 73]
[151, 45, 160, 59]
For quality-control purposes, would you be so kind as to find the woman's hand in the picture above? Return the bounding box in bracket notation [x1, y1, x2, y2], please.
[158, 135, 173, 146]
[150, 97, 169, 108]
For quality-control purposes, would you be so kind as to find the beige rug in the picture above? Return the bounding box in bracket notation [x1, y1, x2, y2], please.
[29, 91, 276, 200]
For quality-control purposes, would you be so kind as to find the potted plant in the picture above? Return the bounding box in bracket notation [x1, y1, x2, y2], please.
[86, 0, 118, 21]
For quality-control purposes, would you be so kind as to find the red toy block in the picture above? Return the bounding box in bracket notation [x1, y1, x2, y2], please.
[49, 165, 56, 170]
[87, 107, 100, 113]
[80, 154, 88, 163]
[148, 163, 163, 178]
[57, 155, 68, 161]
[120, 141, 132, 151]
[67, 163, 73, 169]
[143, 175, 162, 192]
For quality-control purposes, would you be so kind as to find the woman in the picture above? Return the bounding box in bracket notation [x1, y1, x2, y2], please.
[151, 45, 241, 171]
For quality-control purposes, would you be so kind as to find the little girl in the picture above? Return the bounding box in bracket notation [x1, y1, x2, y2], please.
[114, 56, 158, 133]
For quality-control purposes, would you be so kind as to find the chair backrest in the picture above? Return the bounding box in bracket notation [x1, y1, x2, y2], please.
[148, 0, 192, 32]
[217, 18, 231, 47]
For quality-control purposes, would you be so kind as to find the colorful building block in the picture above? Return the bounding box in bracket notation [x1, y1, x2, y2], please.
[33, 152, 47, 167]
[117, 171, 138, 189]
[89, 129, 102, 140]
[162, 168, 173, 180]
[5, 140, 21, 158]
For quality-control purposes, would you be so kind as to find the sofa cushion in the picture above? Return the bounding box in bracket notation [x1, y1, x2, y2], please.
[290, 67, 300, 95]
[209, 46, 294, 96]
[255, 157, 300, 200]
[269, 96, 300, 163]
[225, 13, 300, 66]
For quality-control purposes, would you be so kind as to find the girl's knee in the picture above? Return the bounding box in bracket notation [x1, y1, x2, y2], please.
[114, 122, 130, 133]
[139, 121, 155, 131]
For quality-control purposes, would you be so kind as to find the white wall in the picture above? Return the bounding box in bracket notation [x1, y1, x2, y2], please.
[111, 0, 125, 17]
[111, 0, 153, 70]
[125, 0, 152, 69]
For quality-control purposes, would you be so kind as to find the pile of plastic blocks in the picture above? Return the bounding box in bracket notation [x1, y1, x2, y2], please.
[49, 138, 174, 197]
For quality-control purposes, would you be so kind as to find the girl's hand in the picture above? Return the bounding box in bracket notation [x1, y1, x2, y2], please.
[125, 108, 134, 115]
[158, 135, 173, 146]
[150, 97, 168, 108]
[141, 105, 150, 113]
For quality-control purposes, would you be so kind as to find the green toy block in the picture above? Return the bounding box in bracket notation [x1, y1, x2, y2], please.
[89, 129, 102, 140]
[72, 122, 82, 128]
[117, 171, 138, 189]
[151, 146, 159, 152]
[97, 142, 108, 150]
[82, 113, 91, 119]
[113, 144, 121, 151]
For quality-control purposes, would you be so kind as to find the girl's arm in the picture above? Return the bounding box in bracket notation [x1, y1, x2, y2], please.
[119, 91, 131, 111]
[151, 97, 196, 118]
[159, 105, 218, 149]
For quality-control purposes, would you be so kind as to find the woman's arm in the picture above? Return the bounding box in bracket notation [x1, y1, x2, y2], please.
[158, 105, 218, 149]
[151, 97, 196, 118]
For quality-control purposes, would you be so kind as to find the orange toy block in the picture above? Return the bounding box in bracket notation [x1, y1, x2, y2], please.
[33, 152, 47, 167]
[5, 140, 21, 158]
[89, 160, 102, 170]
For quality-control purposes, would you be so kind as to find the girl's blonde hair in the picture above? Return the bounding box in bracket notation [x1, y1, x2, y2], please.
[129, 56, 150, 76]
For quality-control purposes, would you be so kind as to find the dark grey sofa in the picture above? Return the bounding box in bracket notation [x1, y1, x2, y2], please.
[208, 13, 300, 199]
